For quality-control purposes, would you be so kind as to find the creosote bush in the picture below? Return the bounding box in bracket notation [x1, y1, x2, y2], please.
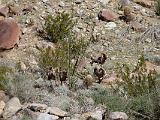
[40, 12, 88, 89]
[112, 55, 160, 120]
[43, 12, 74, 43]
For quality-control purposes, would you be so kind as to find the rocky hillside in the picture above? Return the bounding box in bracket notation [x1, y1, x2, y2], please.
[0, 0, 160, 120]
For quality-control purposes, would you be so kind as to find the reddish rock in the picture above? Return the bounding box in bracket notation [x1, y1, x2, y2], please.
[98, 9, 118, 22]
[0, 5, 9, 17]
[0, 18, 21, 50]
[131, 21, 143, 31]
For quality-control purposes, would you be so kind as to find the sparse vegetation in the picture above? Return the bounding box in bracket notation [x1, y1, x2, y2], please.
[3, 73, 36, 103]
[40, 12, 89, 89]
[0, 66, 12, 90]
[156, 0, 160, 16]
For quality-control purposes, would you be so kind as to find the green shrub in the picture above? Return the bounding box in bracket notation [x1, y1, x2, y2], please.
[43, 12, 74, 43]
[112, 55, 160, 119]
[114, 55, 157, 97]
[156, 0, 160, 16]
[40, 12, 89, 89]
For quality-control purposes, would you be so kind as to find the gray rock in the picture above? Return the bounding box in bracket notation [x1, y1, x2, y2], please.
[27, 103, 48, 112]
[105, 22, 117, 30]
[109, 112, 128, 120]
[37, 113, 59, 120]
[119, 0, 130, 7]
[75, 0, 83, 4]
[46, 107, 67, 117]
[3, 97, 22, 119]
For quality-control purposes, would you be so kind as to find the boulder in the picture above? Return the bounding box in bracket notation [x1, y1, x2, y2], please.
[2, 97, 22, 119]
[46, 107, 67, 117]
[27, 103, 48, 112]
[37, 113, 59, 120]
[98, 9, 118, 22]
[0, 18, 21, 50]
[109, 112, 128, 120]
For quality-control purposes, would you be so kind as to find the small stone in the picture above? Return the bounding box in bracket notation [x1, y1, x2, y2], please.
[109, 112, 128, 120]
[42, 0, 48, 3]
[0, 5, 9, 17]
[119, 0, 130, 7]
[19, 62, 27, 71]
[75, 0, 83, 4]
[59, 1, 65, 7]
[105, 22, 117, 30]
[46, 107, 67, 117]
[98, 0, 110, 5]
[3, 97, 22, 119]
[131, 21, 144, 32]
[98, 9, 118, 22]
[37, 113, 59, 120]
[145, 38, 152, 43]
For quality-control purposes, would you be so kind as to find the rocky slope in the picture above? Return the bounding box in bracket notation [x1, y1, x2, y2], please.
[0, 0, 160, 120]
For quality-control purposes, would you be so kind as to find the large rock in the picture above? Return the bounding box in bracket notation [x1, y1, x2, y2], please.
[82, 110, 104, 120]
[37, 113, 59, 120]
[98, 9, 118, 22]
[109, 112, 128, 120]
[0, 101, 5, 115]
[27, 103, 48, 112]
[2, 97, 22, 119]
[46, 107, 67, 117]
[0, 18, 21, 50]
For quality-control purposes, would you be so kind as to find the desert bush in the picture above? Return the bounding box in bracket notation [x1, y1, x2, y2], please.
[3, 73, 36, 103]
[156, 0, 160, 16]
[112, 55, 160, 119]
[113, 55, 157, 97]
[40, 12, 88, 89]
[91, 88, 127, 112]
[43, 12, 74, 43]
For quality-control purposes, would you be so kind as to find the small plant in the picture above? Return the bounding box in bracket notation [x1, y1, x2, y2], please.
[156, 0, 160, 16]
[43, 12, 74, 43]
[0, 66, 12, 90]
